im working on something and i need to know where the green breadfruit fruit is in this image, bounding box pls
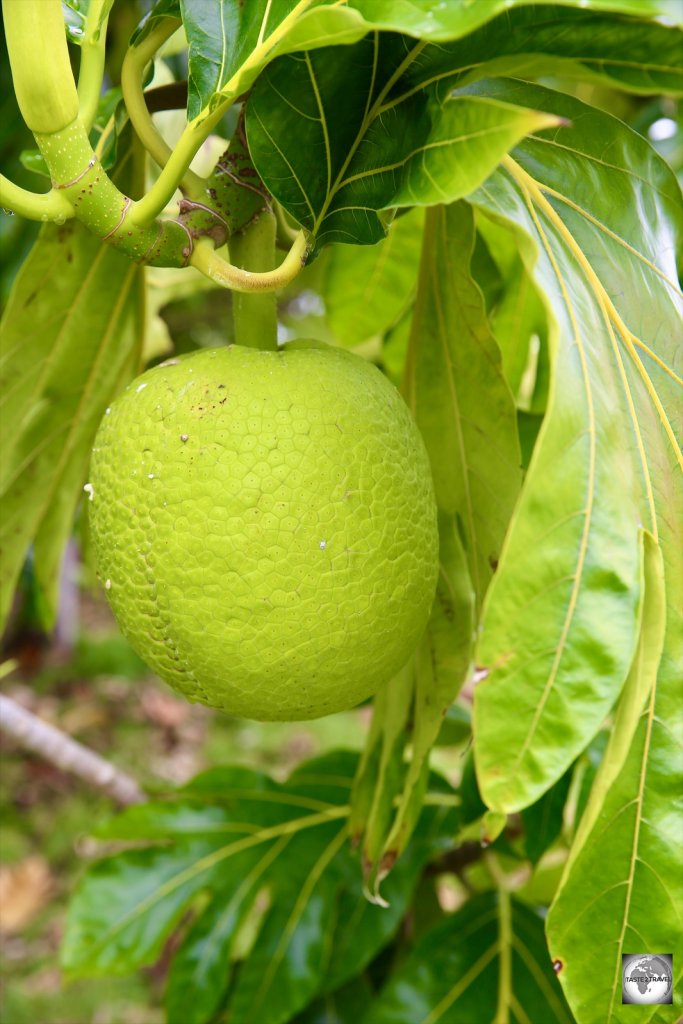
[88,343,438,720]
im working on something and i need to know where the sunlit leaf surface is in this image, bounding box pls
[0,222,143,628]
[468,81,682,1023]
[548,535,683,1024]
[471,81,681,812]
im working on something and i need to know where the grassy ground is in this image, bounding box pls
[0,589,367,1024]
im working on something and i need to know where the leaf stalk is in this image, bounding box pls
[77,0,111,130]
[0,176,73,223]
[120,15,205,202]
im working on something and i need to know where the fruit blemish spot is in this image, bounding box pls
[83,483,94,501]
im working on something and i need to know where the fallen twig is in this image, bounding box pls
[0,692,144,805]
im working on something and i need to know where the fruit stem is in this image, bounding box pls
[229,211,279,349]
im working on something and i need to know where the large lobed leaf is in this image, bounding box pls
[350,0,683,39]
[245,6,682,247]
[179,1,682,127]
[547,534,683,1023]
[467,81,682,1023]
[364,891,573,1023]
[246,35,558,252]
[179,0,370,122]
[470,80,682,805]
[63,752,458,1024]
[0,222,143,629]
[404,202,521,613]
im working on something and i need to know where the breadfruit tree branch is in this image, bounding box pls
[1,0,309,294]
[0,693,144,806]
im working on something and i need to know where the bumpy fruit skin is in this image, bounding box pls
[88,343,438,720]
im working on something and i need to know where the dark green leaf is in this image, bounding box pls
[471,81,682,815]
[247,40,557,252]
[180,0,369,122]
[435,702,471,748]
[521,769,573,865]
[63,753,456,1024]
[459,751,488,827]
[365,892,573,1024]
[130,0,181,46]
[294,976,375,1024]
[517,410,544,472]
[63,841,218,975]
[349,4,683,93]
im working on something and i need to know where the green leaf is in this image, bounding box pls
[247,41,558,252]
[521,768,573,865]
[471,80,682,813]
[179,0,370,123]
[378,515,474,872]
[478,215,550,413]
[355,665,414,892]
[349,0,683,39]
[0,222,143,630]
[294,976,375,1024]
[130,0,181,46]
[349,4,683,92]
[63,842,218,976]
[547,534,682,1024]
[323,210,424,348]
[63,753,456,1024]
[365,891,573,1024]
[403,202,521,613]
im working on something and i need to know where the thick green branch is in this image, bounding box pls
[3,0,309,291]
[36,117,191,266]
